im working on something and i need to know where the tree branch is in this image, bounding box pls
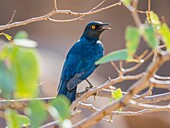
[71,73,145,110]
[79,102,169,116]
[73,52,170,128]
[0,1,121,31]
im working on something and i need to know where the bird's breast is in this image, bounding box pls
[79,41,104,60]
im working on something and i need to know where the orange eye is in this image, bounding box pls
[91,25,96,29]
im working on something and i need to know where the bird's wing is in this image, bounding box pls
[66,46,103,91]
[57,42,81,91]
[58,40,103,91]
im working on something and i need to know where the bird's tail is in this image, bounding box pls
[57,82,77,103]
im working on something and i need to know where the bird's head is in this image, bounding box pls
[81,21,111,40]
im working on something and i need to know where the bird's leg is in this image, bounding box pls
[86,79,93,88]
[85,79,97,100]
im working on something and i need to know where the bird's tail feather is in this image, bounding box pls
[57,82,77,103]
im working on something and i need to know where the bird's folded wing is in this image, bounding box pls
[66,59,97,91]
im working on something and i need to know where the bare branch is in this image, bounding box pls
[0,97,55,110]
[150,78,170,90]
[136,85,153,99]
[154,74,170,80]
[123,50,154,73]
[129,100,170,111]
[73,52,170,128]
[148,0,151,13]
[137,92,170,103]
[0,89,169,111]
[78,88,170,104]
[0,1,121,31]
[71,73,145,110]
[131,0,142,26]
[40,120,59,128]
[110,61,120,74]
[53,0,57,10]
[7,10,16,24]
[80,102,169,116]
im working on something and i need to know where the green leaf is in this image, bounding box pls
[14,31,28,39]
[5,110,20,128]
[13,38,37,48]
[95,49,128,65]
[0,32,12,41]
[112,88,123,100]
[159,23,170,50]
[0,60,14,98]
[143,25,159,49]
[0,44,15,59]
[5,110,30,128]
[122,0,132,6]
[16,115,31,127]
[125,26,140,58]
[147,11,161,26]
[0,41,40,98]
[50,95,70,121]
[26,101,47,128]
[11,46,40,98]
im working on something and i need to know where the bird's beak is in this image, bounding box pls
[100,23,111,30]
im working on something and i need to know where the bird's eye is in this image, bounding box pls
[91,25,96,29]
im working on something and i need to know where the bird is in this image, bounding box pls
[57,21,111,103]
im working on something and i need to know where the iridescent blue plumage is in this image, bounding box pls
[57,21,110,103]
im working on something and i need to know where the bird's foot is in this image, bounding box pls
[86,79,94,88]
[85,86,91,91]
[92,92,97,100]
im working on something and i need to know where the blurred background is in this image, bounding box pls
[0,0,170,127]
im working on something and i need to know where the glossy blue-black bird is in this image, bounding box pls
[57,21,111,103]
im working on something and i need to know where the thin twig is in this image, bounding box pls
[40,120,59,128]
[48,0,106,23]
[110,62,120,74]
[0,1,121,31]
[129,100,170,111]
[53,0,57,10]
[148,0,151,13]
[71,73,144,110]
[154,74,170,80]
[150,78,170,90]
[80,102,169,116]
[77,88,170,104]
[123,50,154,73]
[137,10,147,14]
[0,91,169,111]
[73,52,170,128]
[7,10,16,24]
[131,0,142,26]
[136,85,154,99]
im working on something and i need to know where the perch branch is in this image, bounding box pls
[79,102,169,116]
[73,52,170,128]
[71,73,145,110]
[154,74,170,80]
[0,90,169,110]
[129,100,170,111]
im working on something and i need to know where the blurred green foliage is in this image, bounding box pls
[95,49,128,64]
[97,11,170,64]
[125,26,140,59]
[26,100,47,128]
[0,31,71,128]
[0,34,39,98]
[5,109,31,128]
[0,4,169,127]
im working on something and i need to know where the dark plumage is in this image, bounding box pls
[57,21,111,103]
